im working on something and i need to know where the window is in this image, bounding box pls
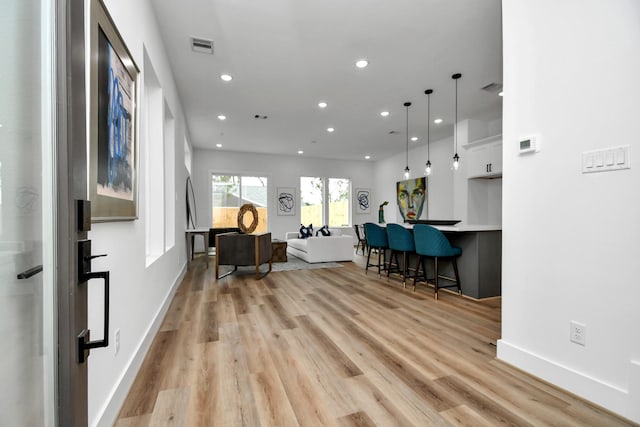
[300,177,323,226]
[300,176,350,227]
[211,175,268,232]
[328,178,350,227]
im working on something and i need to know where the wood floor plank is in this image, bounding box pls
[338,411,377,427]
[439,404,496,427]
[341,374,419,427]
[184,341,219,427]
[294,314,363,377]
[216,322,260,426]
[118,330,177,417]
[116,256,635,426]
[113,414,151,427]
[148,387,190,426]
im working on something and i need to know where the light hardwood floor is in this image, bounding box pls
[115,255,634,426]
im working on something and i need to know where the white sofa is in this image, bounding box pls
[285,230,354,263]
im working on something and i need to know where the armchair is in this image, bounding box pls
[215,232,273,280]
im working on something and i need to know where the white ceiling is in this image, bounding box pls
[150,0,503,161]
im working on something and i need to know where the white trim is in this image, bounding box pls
[93,263,187,427]
[497,339,637,422]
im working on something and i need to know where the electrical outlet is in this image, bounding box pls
[115,329,121,354]
[570,321,586,346]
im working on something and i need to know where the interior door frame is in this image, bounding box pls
[55,0,89,424]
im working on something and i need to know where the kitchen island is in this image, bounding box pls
[397,223,502,299]
[433,225,501,299]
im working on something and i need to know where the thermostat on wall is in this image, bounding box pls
[519,136,539,154]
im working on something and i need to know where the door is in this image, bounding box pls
[0,0,58,424]
[0,0,89,425]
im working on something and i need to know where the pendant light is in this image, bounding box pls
[403,101,411,179]
[452,73,461,170]
[424,89,433,176]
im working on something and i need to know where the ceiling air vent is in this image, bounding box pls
[481,82,503,93]
[190,37,214,54]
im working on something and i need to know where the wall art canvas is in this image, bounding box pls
[277,187,296,216]
[355,188,371,214]
[89,0,139,221]
[396,177,426,222]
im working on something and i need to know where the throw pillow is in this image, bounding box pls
[299,223,313,238]
[316,225,331,236]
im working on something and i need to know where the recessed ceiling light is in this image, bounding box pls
[327,127,335,133]
[318,102,327,108]
[411,137,418,141]
[498,91,504,97]
[380,111,389,117]
[434,118,443,124]
[365,155,371,160]
[220,74,233,82]
[216,143,222,148]
[298,150,304,154]
[217,115,226,120]
[355,59,369,68]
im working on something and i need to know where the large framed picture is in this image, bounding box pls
[396,177,426,222]
[276,187,296,216]
[89,0,140,221]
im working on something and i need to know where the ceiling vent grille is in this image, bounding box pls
[481,82,503,93]
[190,37,214,54]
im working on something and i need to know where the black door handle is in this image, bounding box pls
[77,270,109,363]
[17,265,43,279]
[76,239,110,363]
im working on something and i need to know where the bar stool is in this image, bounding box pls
[363,222,388,275]
[386,223,416,288]
[354,224,368,255]
[412,224,462,299]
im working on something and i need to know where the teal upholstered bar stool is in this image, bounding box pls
[412,224,462,299]
[386,223,416,288]
[363,222,388,275]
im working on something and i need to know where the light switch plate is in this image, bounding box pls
[582,145,630,174]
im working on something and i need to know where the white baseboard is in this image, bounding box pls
[94,262,187,427]
[497,339,638,423]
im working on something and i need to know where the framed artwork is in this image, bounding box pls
[396,177,427,222]
[355,188,371,214]
[89,0,140,221]
[276,187,296,216]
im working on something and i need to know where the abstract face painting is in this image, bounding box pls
[396,177,426,222]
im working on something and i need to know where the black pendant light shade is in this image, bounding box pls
[424,89,433,176]
[452,73,461,170]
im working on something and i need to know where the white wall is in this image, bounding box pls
[86,0,190,425]
[499,0,640,422]
[191,150,377,242]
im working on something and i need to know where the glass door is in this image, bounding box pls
[0,0,57,424]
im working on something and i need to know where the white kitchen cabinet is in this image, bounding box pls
[464,135,502,178]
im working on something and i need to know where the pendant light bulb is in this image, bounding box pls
[404,166,410,179]
[453,153,460,170]
[425,160,432,176]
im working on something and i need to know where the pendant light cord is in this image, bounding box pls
[403,101,411,176]
[454,77,458,154]
[427,92,431,160]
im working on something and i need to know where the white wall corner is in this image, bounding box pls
[93,263,187,427]
[628,360,640,423]
[497,339,629,418]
